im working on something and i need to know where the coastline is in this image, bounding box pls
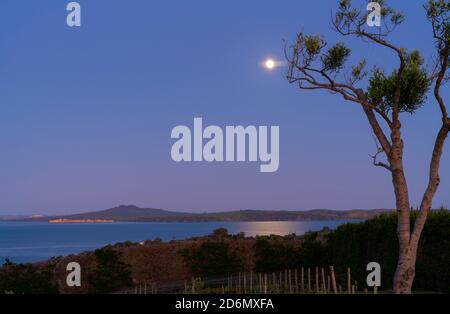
[49,219,115,224]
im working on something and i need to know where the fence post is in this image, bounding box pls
[327,275,331,293]
[272,273,276,293]
[301,267,305,292]
[307,267,311,293]
[264,274,268,294]
[238,272,241,293]
[347,267,351,294]
[321,268,326,294]
[289,269,292,293]
[330,266,337,294]
[259,273,262,293]
[315,267,319,293]
[284,269,288,291]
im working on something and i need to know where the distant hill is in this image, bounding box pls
[19,205,393,222]
[61,205,183,221]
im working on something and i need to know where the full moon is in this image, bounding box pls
[265,59,275,69]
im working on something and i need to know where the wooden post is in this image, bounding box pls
[327,275,331,293]
[321,268,326,293]
[264,274,268,294]
[301,267,305,292]
[339,285,342,294]
[374,286,378,294]
[279,271,283,291]
[307,268,311,293]
[295,269,298,293]
[315,267,319,293]
[279,273,282,293]
[330,266,337,294]
[284,269,288,290]
[238,272,241,293]
[347,267,351,294]
[354,280,358,294]
[289,269,292,293]
[259,273,262,293]
[272,273,276,293]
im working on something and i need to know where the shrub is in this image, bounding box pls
[328,210,450,292]
[0,262,58,294]
[181,241,242,277]
[88,248,132,293]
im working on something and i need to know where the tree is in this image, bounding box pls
[181,241,242,277]
[0,263,58,294]
[285,0,449,293]
[89,248,132,293]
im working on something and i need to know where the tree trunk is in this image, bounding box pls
[391,122,449,293]
[411,123,449,244]
[389,125,415,294]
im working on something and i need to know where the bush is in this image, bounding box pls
[181,241,242,277]
[88,248,132,293]
[328,210,450,292]
[0,262,58,294]
[296,232,330,267]
[254,238,300,272]
[253,210,449,292]
[328,213,398,291]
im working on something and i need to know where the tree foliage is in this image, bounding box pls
[254,210,450,292]
[0,262,58,294]
[367,51,431,114]
[321,43,351,73]
[181,241,242,277]
[329,210,450,292]
[88,247,133,293]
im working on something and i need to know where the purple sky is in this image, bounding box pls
[0,0,448,215]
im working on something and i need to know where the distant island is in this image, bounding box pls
[49,219,114,224]
[8,205,393,223]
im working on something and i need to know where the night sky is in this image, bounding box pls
[0,0,448,215]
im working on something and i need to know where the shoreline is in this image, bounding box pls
[49,219,115,224]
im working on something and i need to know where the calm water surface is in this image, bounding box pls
[0,220,358,263]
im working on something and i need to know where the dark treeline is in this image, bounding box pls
[1,210,449,293]
[0,248,133,294]
[182,210,450,293]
